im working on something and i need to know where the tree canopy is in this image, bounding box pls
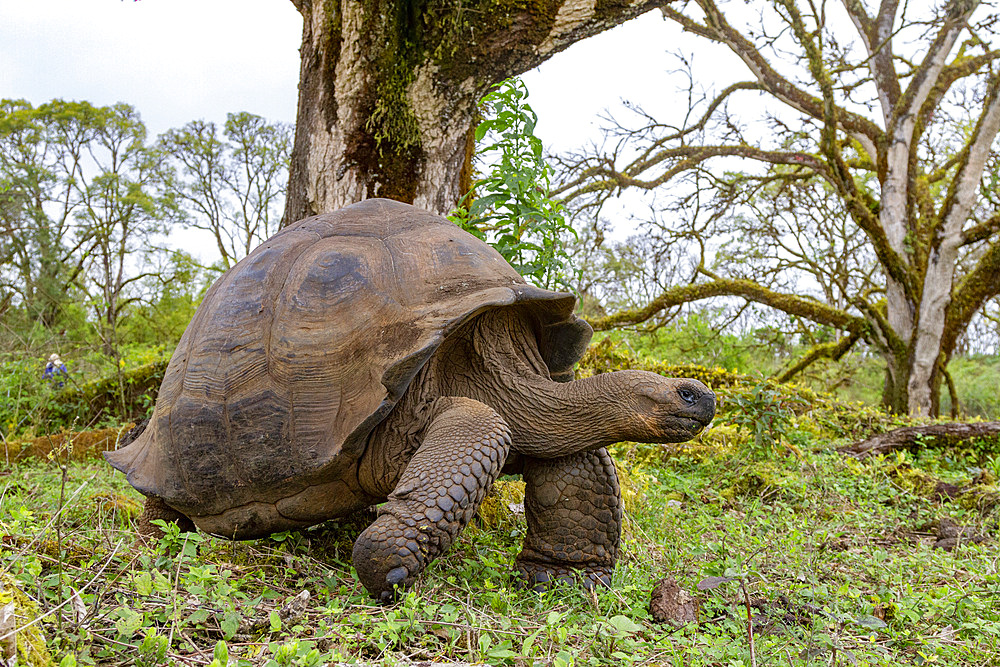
[558,0,1000,416]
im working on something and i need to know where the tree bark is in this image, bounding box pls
[283,0,669,223]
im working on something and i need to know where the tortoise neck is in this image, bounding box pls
[501,371,632,457]
[444,307,633,456]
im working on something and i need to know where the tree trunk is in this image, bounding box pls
[880,351,909,416]
[283,1,475,220]
[283,0,668,224]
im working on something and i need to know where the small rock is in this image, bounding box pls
[1,601,15,664]
[649,576,699,625]
[933,518,987,550]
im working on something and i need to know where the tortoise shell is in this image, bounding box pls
[106,199,591,529]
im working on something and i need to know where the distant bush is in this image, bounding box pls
[941,355,1000,419]
[0,347,169,440]
[41,357,169,432]
[0,354,56,440]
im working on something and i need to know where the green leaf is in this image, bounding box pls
[554,649,575,667]
[114,608,144,637]
[152,570,172,594]
[608,614,644,634]
[474,120,493,142]
[188,608,210,624]
[520,628,542,656]
[133,571,153,596]
[221,610,241,639]
[213,640,229,664]
[269,609,282,632]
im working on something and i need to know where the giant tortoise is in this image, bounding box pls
[106,199,715,600]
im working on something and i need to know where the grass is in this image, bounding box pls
[2,410,999,667]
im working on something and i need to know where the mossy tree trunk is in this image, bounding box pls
[282,0,668,222]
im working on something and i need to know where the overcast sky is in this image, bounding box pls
[0,1,747,257]
[1,0,302,133]
[0,2,740,145]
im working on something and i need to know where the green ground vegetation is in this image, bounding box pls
[2,342,998,666]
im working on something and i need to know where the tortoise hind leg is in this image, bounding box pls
[516,448,622,590]
[352,397,511,601]
[136,496,196,538]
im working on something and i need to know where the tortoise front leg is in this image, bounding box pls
[516,448,622,590]
[353,397,511,601]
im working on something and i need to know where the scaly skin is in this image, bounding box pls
[516,448,622,590]
[136,496,196,538]
[352,397,511,601]
[353,310,713,599]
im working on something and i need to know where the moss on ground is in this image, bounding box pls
[0,574,54,667]
[4,425,134,463]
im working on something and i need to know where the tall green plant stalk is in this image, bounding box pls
[451,79,576,290]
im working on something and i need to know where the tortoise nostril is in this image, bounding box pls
[678,387,697,405]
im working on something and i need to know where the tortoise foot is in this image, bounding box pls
[516,450,621,593]
[516,560,612,592]
[352,513,426,602]
[353,398,511,601]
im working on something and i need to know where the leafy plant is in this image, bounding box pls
[136,630,168,666]
[450,78,576,290]
[0,354,57,439]
[728,381,803,458]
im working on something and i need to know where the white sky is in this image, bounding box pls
[0,0,302,136]
[0,1,746,260]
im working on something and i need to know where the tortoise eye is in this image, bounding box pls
[678,388,697,405]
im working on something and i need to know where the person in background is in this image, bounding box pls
[44,353,68,388]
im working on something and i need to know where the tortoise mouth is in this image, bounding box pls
[681,415,710,433]
[656,415,712,443]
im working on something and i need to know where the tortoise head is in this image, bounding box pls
[613,371,716,444]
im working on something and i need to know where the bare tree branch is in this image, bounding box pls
[776,330,862,383]
[664,0,883,146]
[556,144,833,202]
[586,277,870,333]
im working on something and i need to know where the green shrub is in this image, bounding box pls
[0,348,169,439]
[42,357,168,431]
[940,355,1000,419]
[450,78,575,290]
